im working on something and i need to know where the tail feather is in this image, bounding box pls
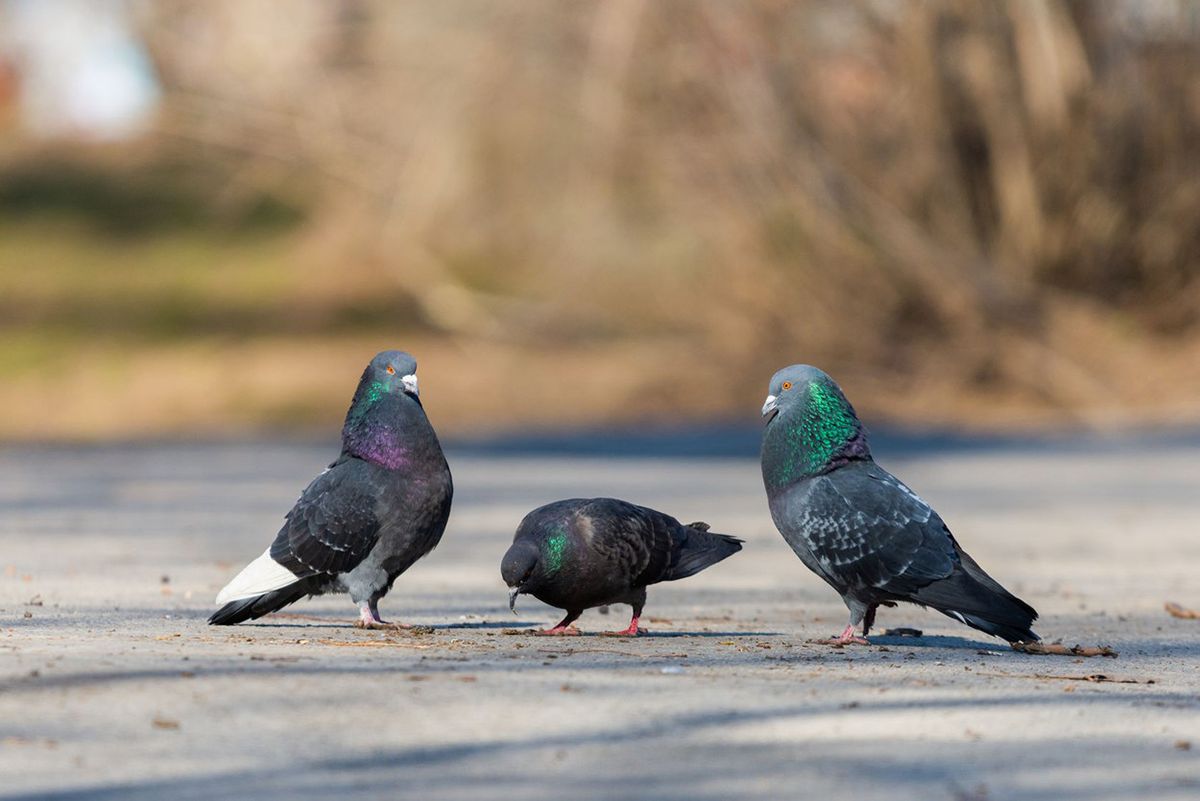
[215,548,303,606]
[911,564,1039,643]
[665,526,744,581]
[208,582,313,626]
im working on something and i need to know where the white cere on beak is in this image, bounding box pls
[401,374,419,396]
[761,394,778,417]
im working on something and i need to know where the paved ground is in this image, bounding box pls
[2,436,1199,800]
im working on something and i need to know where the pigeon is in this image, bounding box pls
[209,350,453,628]
[502,498,743,636]
[760,365,1038,645]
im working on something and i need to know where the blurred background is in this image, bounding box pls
[2,0,1200,442]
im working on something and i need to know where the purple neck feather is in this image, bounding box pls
[343,420,413,470]
[341,392,435,471]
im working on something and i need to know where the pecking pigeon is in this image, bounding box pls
[760,365,1038,645]
[209,350,453,628]
[502,498,743,636]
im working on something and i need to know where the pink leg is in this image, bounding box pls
[835,623,869,645]
[600,613,648,637]
[355,601,414,630]
[809,623,869,646]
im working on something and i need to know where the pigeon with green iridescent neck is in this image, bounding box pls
[502,498,743,636]
[760,365,1038,645]
[210,350,452,628]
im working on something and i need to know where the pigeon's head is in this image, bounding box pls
[760,364,847,423]
[362,350,420,399]
[501,539,542,613]
[760,364,870,481]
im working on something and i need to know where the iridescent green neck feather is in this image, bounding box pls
[347,380,391,423]
[541,524,570,576]
[762,381,868,489]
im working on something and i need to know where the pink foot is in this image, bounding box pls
[811,624,869,646]
[535,626,582,636]
[356,606,413,630]
[599,616,647,637]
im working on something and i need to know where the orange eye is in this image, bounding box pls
[782,381,792,390]
[386,365,396,375]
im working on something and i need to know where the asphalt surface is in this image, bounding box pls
[2,437,1199,800]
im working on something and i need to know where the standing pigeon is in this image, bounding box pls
[760,365,1038,645]
[210,350,453,628]
[502,498,743,636]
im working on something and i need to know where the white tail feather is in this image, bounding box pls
[215,548,300,605]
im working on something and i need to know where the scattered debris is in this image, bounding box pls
[22,612,31,619]
[1011,642,1118,658]
[1177,741,1192,751]
[979,671,1152,684]
[0,736,57,749]
[315,639,433,649]
[24,595,42,607]
[503,627,580,636]
[1165,603,1200,620]
[534,648,687,658]
[151,717,179,730]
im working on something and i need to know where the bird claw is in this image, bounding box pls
[356,607,415,630]
[807,635,869,646]
[598,627,648,637]
[355,619,414,630]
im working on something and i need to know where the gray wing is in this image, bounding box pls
[268,455,385,577]
[777,461,958,595]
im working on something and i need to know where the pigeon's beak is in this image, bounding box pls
[508,585,520,614]
[401,374,419,397]
[761,394,778,418]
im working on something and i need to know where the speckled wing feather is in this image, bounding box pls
[268,454,385,577]
[776,461,957,595]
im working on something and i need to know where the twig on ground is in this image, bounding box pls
[978,671,1152,684]
[1165,602,1200,620]
[1011,642,1118,658]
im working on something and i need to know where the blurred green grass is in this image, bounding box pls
[0,162,430,360]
